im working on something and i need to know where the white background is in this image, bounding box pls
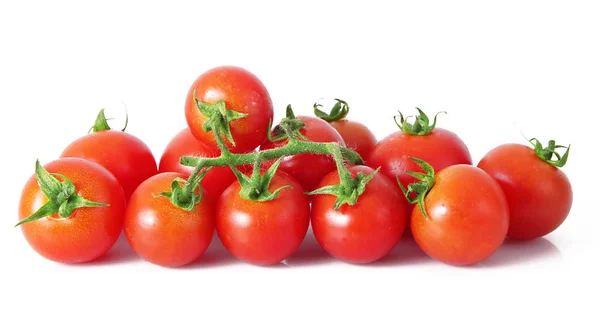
[1,0,598,320]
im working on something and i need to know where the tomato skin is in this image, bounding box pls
[311,166,408,264]
[367,128,472,189]
[477,144,573,240]
[185,66,274,153]
[158,128,236,203]
[18,158,126,264]
[411,165,509,266]
[61,130,157,201]
[216,172,310,265]
[329,119,377,160]
[124,172,215,267]
[260,116,345,192]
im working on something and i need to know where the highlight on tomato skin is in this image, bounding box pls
[18,158,126,264]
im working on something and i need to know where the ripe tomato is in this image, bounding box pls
[260,116,345,192]
[158,128,236,203]
[185,66,274,153]
[216,172,310,265]
[61,119,157,201]
[410,164,509,266]
[311,166,408,264]
[124,172,215,267]
[18,158,126,264]
[478,143,573,240]
[329,120,377,160]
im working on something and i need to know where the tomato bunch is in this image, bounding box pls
[16,65,573,267]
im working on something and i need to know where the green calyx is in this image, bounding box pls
[158,168,211,211]
[397,157,435,219]
[232,157,291,202]
[307,145,376,210]
[267,105,307,142]
[394,108,446,136]
[15,160,109,227]
[529,138,571,168]
[89,108,128,133]
[313,98,349,122]
[194,90,247,147]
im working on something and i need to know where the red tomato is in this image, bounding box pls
[158,128,236,203]
[216,172,310,265]
[478,143,573,240]
[185,66,274,153]
[411,165,509,266]
[260,116,345,192]
[124,172,215,267]
[329,120,377,160]
[61,130,157,201]
[311,166,408,264]
[18,158,126,263]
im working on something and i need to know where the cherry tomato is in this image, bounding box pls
[18,158,126,264]
[158,128,236,203]
[411,164,509,266]
[478,143,573,240]
[61,128,157,201]
[185,66,274,153]
[329,120,377,160]
[311,166,408,264]
[124,172,215,267]
[216,172,310,265]
[260,116,345,192]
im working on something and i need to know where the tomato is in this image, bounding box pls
[311,166,408,264]
[18,158,126,264]
[329,120,377,160]
[260,116,345,192]
[61,125,157,201]
[410,164,509,266]
[185,66,274,153]
[216,172,310,265]
[124,172,215,267]
[478,143,573,240]
[158,128,236,203]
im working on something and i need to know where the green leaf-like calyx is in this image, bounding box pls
[313,98,350,122]
[15,160,109,227]
[394,108,446,136]
[397,157,435,219]
[267,105,307,142]
[193,90,248,147]
[232,157,291,202]
[89,108,129,133]
[158,173,208,211]
[529,138,571,168]
[308,167,380,210]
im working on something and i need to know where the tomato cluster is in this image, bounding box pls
[17,66,573,267]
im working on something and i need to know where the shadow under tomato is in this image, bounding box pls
[478,237,561,268]
[369,233,434,267]
[87,232,141,266]
[283,230,336,267]
[182,235,238,269]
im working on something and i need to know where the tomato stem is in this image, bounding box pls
[529,138,571,168]
[394,108,446,136]
[314,99,350,122]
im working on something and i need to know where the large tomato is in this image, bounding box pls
[18,158,126,264]
[124,172,215,267]
[61,110,157,201]
[410,163,509,266]
[478,142,572,240]
[158,128,236,203]
[260,116,345,192]
[185,66,274,153]
[216,172,310,265]
[311,166,408,264]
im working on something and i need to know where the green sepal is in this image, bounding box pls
[159,175,207,211]
[268,105,308,142]
[232,157,291,202]
[394,108,446,136]
[307,167,380,210]
[193,90,247,147]
[314,98,350,122]
[397,157,435,218]
[529,138,571,168]
[15,160,109,227]
[89,108,128,133]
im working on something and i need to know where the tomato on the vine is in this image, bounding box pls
[185,66,274,153]
[61,109,157,201]
[478,140,572,240]
[124,172,215,267]
[311,165,408,264]
[18,158,126,264]
[159,128,236,203]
